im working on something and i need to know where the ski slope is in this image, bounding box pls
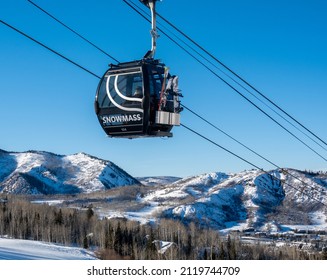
[0,237,97,260]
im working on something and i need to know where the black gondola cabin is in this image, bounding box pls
[94,59,182,138]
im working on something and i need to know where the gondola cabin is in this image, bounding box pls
[94,59,182,138]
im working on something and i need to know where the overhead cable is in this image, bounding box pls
[3,13,325,207]
[154,4,327,149]
[0,20,101,79]
[27,0,120,64]
[182,104,325,196]
[123,0,327,163]
[181,123,327,207]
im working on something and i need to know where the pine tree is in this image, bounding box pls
[218,242,225,260]
[322,247,327,260]
[145,227,157,259]
[114,222,123,256]
[86,206,94,220]
[54,209,63,225]
[203,248,208,260]
[83,235,89,249]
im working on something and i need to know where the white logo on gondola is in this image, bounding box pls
[102,114,142,125]
[106,73,143,113]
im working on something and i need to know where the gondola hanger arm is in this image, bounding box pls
[139,0,161,59]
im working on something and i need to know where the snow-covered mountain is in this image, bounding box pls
[130,169,327,232]
[0,149,140,194]
[1,148,327,232]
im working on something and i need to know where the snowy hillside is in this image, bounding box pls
[0,149,140,194]
[170,169,327,231]
[137,176,182,186]
[100,169,327,232]
[1,148,326,233]
[0,237,97,260]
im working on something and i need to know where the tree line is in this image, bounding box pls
[0,195,324,260]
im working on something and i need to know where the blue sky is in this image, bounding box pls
[1,0,327,177]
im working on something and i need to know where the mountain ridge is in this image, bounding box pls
[0,149,140,194]
[138,169,327,231]
[1,148,327,232]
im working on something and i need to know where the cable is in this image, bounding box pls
[2,16,325,208]
[0,20,101,79]
[27,0,120,64]
[182,104,326,197]
[128,0,327,154]
[181,123,263,171]
[1,11,240,211]
[4,9,324,182]
[125,1,327,199]
[122,0,208,66]
[182,104,278,168]
[124,0,327,163]
[181,123,327,207]
[155,7,327,149]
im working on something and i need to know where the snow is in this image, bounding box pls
[0,237,98,260]
[32,199,66,206]
[2,148,327,234]
[98,202,162,225]
[153,240,175,254]
[129,169,327,232]
[137,176,181,186]
[309,211,327,225]
[0,150,139,194]
[172,205,196,217]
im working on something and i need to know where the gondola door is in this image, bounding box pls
[95,66,147,138]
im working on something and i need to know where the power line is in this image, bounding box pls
[0,20,101,79]
[27,0,120,64]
